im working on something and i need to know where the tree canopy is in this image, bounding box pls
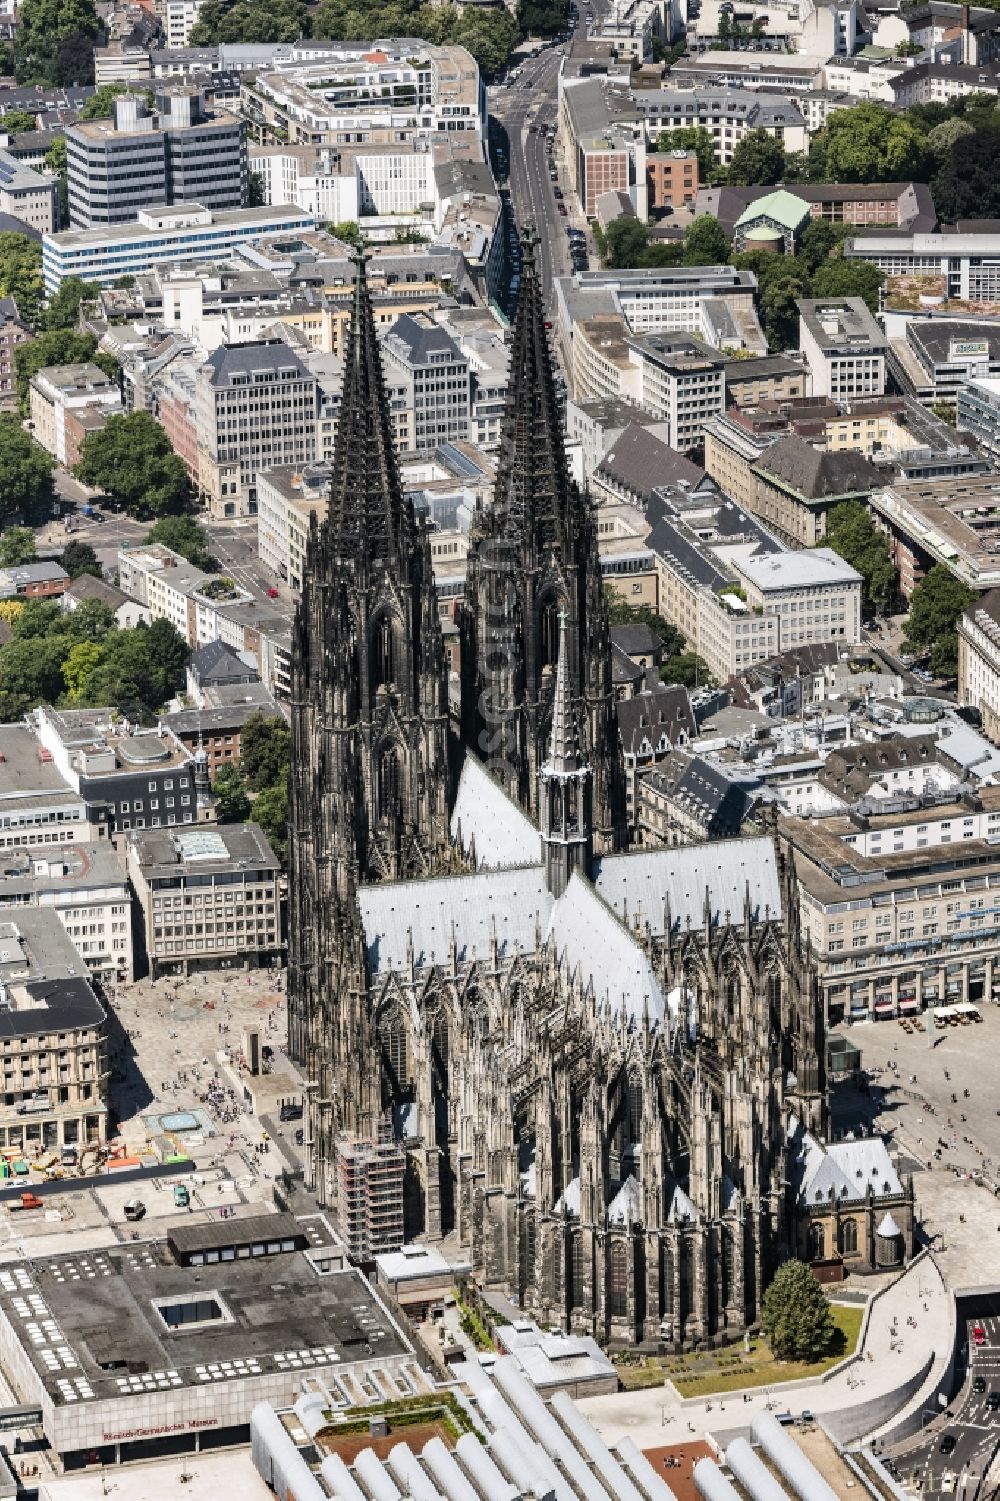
[0,599,189,720]
[145,515,215,568]
[821,501,897,615]
[15,329,118,412]
[761,1260,836,1362]
[190,0,308,44]
[904,564,977,678]
[814,102,930,183]
[15,0,99,84]
[41,275,100,331]
[727,127,786,186]
[79,85,153,120]
[0,417,54,527]
[0,525,37,566]
[0,110,38,134]
[213,763,252,822]
[240,713,291,793]
[0,233,43,326]
[60,540,101,580]
[75,411,189,518]
[605,589,687,656]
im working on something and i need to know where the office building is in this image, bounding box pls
[625,332,725,451]
[194,340,319,518]
[846,227,1000,303]
[894,320,1000,407]
[0,839,132,984]
[959,588,1000,743]
[646,148,698,212]
[782,768,1000,1023]
[33,705,207,837]
[0,724,104,850]
[0,909,109,1157]
[66,86,245,229]
[380,314,472,455]
[632,87,809,164]
[957,372,1000,463]
[242,43,485,149]
[798,297,888,400]
[870,471,1000,596]
[42,203,315,294]
[127,823,281,978]
[0,296,29,409]
[0,150,57,234]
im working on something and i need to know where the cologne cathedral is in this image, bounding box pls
[287,233,826,1348]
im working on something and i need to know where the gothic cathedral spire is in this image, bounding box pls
[540,611,592,898]
[462,226,626,853]
[287,245,454,1072]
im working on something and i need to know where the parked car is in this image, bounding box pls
[280,1101,303,1122]
[988,1391,1000,1410]
[974,1375,987,1393]
[939,1434,957,1455]
[974,1324,987,1347]
[124,1199,146,1221]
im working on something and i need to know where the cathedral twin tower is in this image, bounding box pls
[288,233,823,1348]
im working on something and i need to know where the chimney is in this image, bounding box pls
[961,3,972,64]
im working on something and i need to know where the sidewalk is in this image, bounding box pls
[577,1255,952,1451]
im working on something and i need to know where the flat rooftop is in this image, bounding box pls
[0,1236,408,1408]
[0,724,78,801]
[128,823,280,879]
[870,471,1000,590]
[0,842,126,896]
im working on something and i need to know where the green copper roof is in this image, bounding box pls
[734,189,811,234]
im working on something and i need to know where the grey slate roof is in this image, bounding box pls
[649,753,763,837]
[385,313,464,367]
[189,639,259,686]
[753,435,881,501]
[204,339,311,386]
[597,423,706,500]
[610,623,663,659]
[617,685,696,756]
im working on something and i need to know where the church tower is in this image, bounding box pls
[540,611,591,898]
[287,246,453,1064]
[461,228,626,852]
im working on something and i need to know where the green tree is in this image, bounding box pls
[15,0,99,84]
[0,110,38,134]
[517,0,568,35]
[0,233,43,325]
[926,115,976,157]
[656,126,717,179]
[190,0,308,43]
[0,416,54,526]
[213,762,251,822]
[0,524,37,565]
[761,1261,836,1362]
[660,652,714,689]
[604,588,687,654]
[253,771,289,861]
[726,127,785,186]
[62,639,102,700]
[44,136,68,228]
[0,636,67,718]
[810,258,885,316]
[821,500,896,614]
[240,712,291,792]
[453,9,519,79]
[734,251,812,351]
[904,563,977,678]
[818,102,930,183]
[79,85,153,120]
[59,540,101,580]
[596,217,650,268]
[247,169,266,208]
[681,214,730,266]
[331,220,362,248]
[15,328,104,412]
[41,274,100,330]
[797,218,849,274]
[75,411,189,518]
[145,515,214,568]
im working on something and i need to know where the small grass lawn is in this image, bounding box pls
[616,1303,863,1396]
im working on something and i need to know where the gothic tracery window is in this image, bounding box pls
[372,612,395,693]
[377,1006,410,1099]
[539,596,560,672]
[608,1241,628,1319]
[839,1218,858,1256]
[377,744,400,821]
[808,1222,825,1260]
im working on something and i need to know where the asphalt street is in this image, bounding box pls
[489,0,610,313]
[888,1304,1000,1500]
